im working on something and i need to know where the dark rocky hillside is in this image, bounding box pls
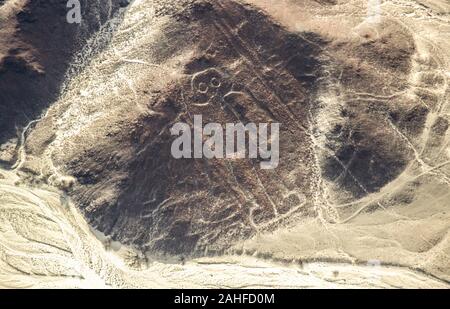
[0,0,128,162]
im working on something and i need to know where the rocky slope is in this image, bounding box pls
[0,0,129,163]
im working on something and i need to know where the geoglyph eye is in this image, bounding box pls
[198,82,208,93]
[191,68,223,95]
[210,77,221,88]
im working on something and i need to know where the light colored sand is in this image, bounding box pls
[0,168,447,288]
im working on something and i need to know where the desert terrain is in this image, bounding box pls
[0,0,449,288]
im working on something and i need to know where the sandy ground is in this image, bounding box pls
[0,168,448,288]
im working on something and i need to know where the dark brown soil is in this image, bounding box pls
[68,0,326,255]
